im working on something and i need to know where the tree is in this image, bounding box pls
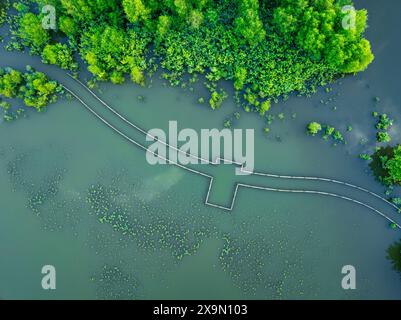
[130,66,145,86]
[110,72,125,85]
[273,0,374,73]
[18,13,50,51]
[123,0,151,23]
[384,146,401,185]
[8,0,375,117]
[172,0,190,18]
[22,70,59,110]
[235,0,266,46]
[59,16,78,36]
[377,132,391,143]
[156,15,171,40]
[0,67,60,111]
[307,122,322,135]
[80,25,148,84]
[42,43,75,70]
[60,0,118,22]
[387,240,401,278]
[234,67,247,91]
[259,100,271,116]
[0,0,7,26]
[0,68,23,98]
[209,89,228,110]
[188,10,204,29]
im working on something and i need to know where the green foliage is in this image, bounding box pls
[223,119,232,128]
[309,123,345,143]
[359,153,372,161]
[273,0,374,73]
[42,43,76,70]
[18,13,50,52]
[0,68,23,98]
[234,67,247,91]
[209,89,228,110]
[383,146,401,185]
[0,1,6,26]
[259,100,271,116]
[123,0,151,24]
[333,130,344,142]
[235,0,266,46]
[59,15,78,36]
[307,122,322,136]
[392,198,401,207]
[371,146,401,187]
[80,25,149,84]
[0,100,11,110]
[0,67,61,111]
[376,114,393,131]
[59,0,119,22]
[325,125,335,137]
[377,131,391,143]
[387,240,401,277]
[8,0,374,113]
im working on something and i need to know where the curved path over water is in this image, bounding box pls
[0,48,400,229]
[64,76,401,229]
[68,74,400,212]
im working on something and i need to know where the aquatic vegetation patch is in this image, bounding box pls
[219,229,307,298]
[307,122,346,144]
[86,169,216,261]
[5,146,82,231]
[219,234,268,295]
[373,113,394,144]
[91,265,141,300]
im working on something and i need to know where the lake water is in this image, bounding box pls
[0,0,400,299]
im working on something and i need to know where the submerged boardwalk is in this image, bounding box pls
[63,74,401,230]
[0,48,399,229]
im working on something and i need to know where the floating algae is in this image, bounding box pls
[5,145,83,231]
[218,217,312,299]
[86,168,216,261]
[91,265,142,300]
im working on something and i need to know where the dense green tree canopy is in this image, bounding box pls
[18,12,50,51]
[387,240,401,278]
[235,0,266,46]
[80,25,149,85]
[384,146,401,186]
[371,146,401,187]
[273,0,374,73]
[0,67,61,111]
[8,0,374,112]
[42,43,76,70]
